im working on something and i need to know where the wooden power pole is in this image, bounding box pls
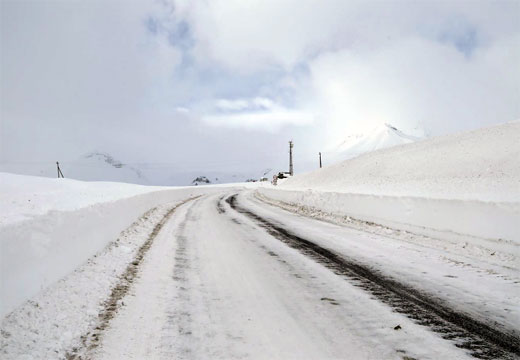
[319,152,322,168]
[56,161,64,178]
[289,141,294,176]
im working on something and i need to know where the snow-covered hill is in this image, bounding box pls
[66,152,149,185]
[336,123,422,158]
[283,120,520,202]
[259,120,520,244]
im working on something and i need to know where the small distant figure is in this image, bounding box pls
[272,175,278,186]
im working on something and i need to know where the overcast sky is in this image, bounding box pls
[1,0,519,178]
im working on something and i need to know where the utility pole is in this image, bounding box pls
[319,152,322,168]
[289,140,294,176]
[56,161,64,178]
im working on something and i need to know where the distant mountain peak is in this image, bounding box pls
[80,151,147,181]
[337,123,423,158]
[84,152,124,169]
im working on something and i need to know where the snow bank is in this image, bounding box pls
[1,203,178,359]
[0,172,169,225]
[0,173,221,317]
[257,188,519,242]
[283,121,520,202]
[260,121,520,242]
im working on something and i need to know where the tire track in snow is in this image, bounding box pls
[166,201,197,357]
[66,196,200,359]
[226,194,520,360]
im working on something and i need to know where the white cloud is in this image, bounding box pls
[2,0,519,176]
[252,97,275,110]
[1,0,183,161]
[176,0,519,72]
[175,107,190,113]
[215,99,250,111]
[203,110,314,132]
[308,34,520,141]
[207,97,312,131]
[215,97,276,112]
[169,0,519,144]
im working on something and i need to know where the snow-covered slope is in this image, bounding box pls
[0,172,217,317]
[336,123,421,158]
[0,172,165,226]
[67,152,149,184]
[0,172,265,318]
[283,120,520,202]
[258,121,520,242]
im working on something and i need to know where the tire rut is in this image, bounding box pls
[66,196,200,359]
[226,194,520,360]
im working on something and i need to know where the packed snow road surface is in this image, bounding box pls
[87,191,518,360]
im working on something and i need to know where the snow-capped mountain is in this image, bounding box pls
[336,123,422,159]
[64,152,149,185]
[0,151,274,186]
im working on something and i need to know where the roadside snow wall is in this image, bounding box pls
[0,188,217,318]
[257,188,520,243]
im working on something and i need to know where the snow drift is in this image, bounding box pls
[0,174,222,317]
[259,121,520,242]
[284,121,520,202]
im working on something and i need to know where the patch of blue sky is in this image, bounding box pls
[197,67,287,99]
[167,20,194,51]
[418,17,480,57]
[144,13,194,50]
[439,24,478,56]
[145,16,159,35]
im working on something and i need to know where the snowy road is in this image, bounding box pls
[89,191,519,360]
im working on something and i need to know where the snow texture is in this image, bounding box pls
[336,123,421,158]
[1,121,518,359]
[90,193,474,359]
[284,120,520,202]
[1,202,179,359]
[0,172,168,226]
[0,173,229,317]
[261,121,520,242]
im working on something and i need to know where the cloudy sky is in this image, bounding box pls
[1,0,519,182]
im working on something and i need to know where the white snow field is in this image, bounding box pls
[0,172,168,226]
[335,123,422,159]
[0,173,224,318]
[1,122,519,359]
[261,120,520,242]
[283,121,520,202]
